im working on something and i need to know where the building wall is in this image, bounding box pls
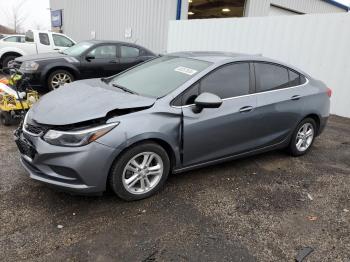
[168,13,350,118]
[245,0,346,16]
[50,0,188,53]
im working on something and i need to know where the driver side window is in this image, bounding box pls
[173,62,251,106]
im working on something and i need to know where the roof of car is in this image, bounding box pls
[86,39,144,46]
[167,51,311,77]
[168,51,267,62]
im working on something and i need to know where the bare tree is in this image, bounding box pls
[1,0,28,33]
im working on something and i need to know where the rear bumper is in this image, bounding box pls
[317,116,328,136]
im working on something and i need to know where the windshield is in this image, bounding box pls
[63,41,94,56]
[110,56,211,98]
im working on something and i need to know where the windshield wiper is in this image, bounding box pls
[112,83,138,95]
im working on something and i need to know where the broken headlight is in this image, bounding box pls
[43,122,119,147]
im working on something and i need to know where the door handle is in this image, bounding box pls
[239,106,254,113]
[291,95,301,101]
[109,60,117,64]
[53,48,60,51]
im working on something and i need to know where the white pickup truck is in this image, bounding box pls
[0,30,76,68]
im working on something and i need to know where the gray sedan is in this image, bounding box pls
[15,52,331,200]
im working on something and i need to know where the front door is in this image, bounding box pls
[80,44,121,78]
[181,62,258,167]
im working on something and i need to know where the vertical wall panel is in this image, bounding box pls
[168,13,350,117]
[50,0,180,53]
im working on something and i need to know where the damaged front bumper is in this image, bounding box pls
[14,127,121,194]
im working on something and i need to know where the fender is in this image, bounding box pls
[0,47,26,60]
[117,132,182,169]
[40,62,81,84]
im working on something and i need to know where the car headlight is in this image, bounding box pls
[43,122,119,147]
[20,61,39,72]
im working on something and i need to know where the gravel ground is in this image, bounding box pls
[0,115,349,261]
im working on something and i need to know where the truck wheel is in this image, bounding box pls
[0,111,12,126]
[2,55,18,68]
[47,70,74,90]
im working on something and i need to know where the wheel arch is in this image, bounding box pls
[304,113,321,135]
[106,137,179,191]
[43,65,80,86]
[0,51,22,63]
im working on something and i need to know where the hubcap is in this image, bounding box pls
[122,152,163,195]
[51,73,72,89]
[296,123,314,152]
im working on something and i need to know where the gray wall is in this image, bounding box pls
[50,0,188,54]
[245,0,346,16]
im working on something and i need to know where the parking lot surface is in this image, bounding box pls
[0,115,349,261]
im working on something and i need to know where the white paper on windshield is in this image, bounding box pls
[174,66,197,76]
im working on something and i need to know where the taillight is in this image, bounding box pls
[327,88,332,97]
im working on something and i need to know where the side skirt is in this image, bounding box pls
[173,137,290,174]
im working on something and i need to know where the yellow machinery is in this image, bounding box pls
[0,72,39,125]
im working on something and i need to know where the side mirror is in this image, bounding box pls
[193,92,222,112]
[85,55,95,61]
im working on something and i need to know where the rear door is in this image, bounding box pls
[118,45,145,71]
[79,44,120,78]
[253,62,306,148]
[180,62,259,167]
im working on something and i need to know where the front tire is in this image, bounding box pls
[109,142,170,201]
[47,69,74,90]
[2,55,18,68]
[289,118,317,156]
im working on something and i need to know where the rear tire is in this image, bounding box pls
[0,111,12,126]
[109,142,170,201]
[47,69,74,91]
[2,55,18,68]
[288,118,317,156]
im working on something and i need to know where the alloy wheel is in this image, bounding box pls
[122,152,164,195]
[51,73,72,89]
[296,123,314,152]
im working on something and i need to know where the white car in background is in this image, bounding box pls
[0,35,26,43]
[0,30,76,68]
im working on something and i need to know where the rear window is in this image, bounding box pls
[255,63,290,92]
[39,33,50,45]
[25,31,34,42]
[120,46,140,58]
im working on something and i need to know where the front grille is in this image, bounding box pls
[24,123,45,135]
[15,138,36,159]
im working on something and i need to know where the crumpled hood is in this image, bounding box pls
[30,78,156,125]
